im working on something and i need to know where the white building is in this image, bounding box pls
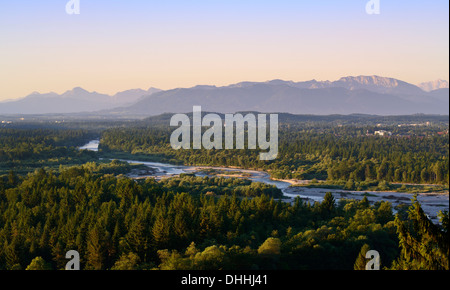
[374,130,392,136]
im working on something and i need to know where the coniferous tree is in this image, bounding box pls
[320,192,336,220]
[391,196,449,270]
[86,225,107,270]
[354,244,371,270]
[26,257,53,270]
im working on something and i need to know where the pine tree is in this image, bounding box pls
[111,252,141,270]
[152,214,171,249]
[86,225,107,270]
[354,244,371,270]
[391,196,449,270]
[124,218,148,260]
[26,256,53,270]
[320,192,336,219]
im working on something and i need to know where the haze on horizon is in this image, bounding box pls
[0,0,448,101]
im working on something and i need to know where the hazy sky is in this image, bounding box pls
[0,0,448,100]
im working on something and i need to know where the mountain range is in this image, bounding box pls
[0,76,448,116]
[0,87,161,115]
[418,80,449,92]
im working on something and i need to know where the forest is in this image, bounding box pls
[100,123,449,186]
[0,128,98,175]
[0,163,448,270]
[0,115,448,270]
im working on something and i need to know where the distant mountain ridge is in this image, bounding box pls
[0,76,448,115]
[239,76,426,96]
[0,87,161,114]
[108,76,449,116]
[418,80,449,92]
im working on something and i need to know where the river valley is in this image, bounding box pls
[80,140,449,223]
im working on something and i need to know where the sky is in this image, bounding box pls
[0,0,448,101]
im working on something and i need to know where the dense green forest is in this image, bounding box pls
[0,163,448,270]
[3,115,448,187]
[0,128,98,175]
[100,124,449,186]
[0,115,448,270]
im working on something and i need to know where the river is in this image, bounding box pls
[80,140,449,223]
[78,139,100,151]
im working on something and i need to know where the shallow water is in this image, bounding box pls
[125,159,449,221]
[79,140,449,222]
[78,140,100,151]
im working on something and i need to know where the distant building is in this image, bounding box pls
[374,130,392,136]
[398,122,432,127]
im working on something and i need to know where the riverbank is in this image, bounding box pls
[99,148,449,193]
[282,185,449,223]
[279,178,449,195]
[271,178,310,186]
[118,158,449,223]
[79,140,449,223]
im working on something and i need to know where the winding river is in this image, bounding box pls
[80,140,449,223]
